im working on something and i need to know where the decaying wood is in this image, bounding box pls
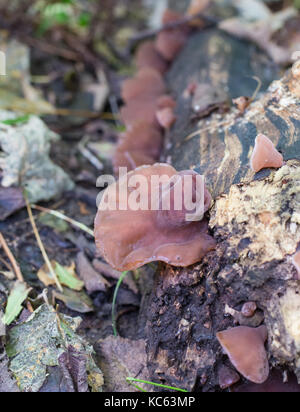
[143,28,300,391]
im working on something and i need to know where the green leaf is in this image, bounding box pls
[55,262,84,291]
[6,304,103,392]
[78,12,91,27]
[294,0,300,9]
[1,115,30,126]
[54,288,94,313]
[38,212,69,232]
[2,282,31,325]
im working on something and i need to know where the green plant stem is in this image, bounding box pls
[126,377,188,393]
[112,271,128,337]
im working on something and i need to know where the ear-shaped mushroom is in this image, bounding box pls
[121,95,176,130]
[250,134,284,173]
[156,95,177,129]
[155,10,189,62]
[217,326,269,384]
[121,68,166,103]
[95,164,216,271]
[113,122,163,174]
[135,41,168,74]
[292,251,300,279]
[120,97,160,128]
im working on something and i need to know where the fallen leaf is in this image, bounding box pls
[2,281,31,326]
[38,261,84,291]
[77,252,110,294]
[0,356,20,392]
[187,0,212,27]
[219,7,298,65]
[6,304,103,392]
[0,111,74,203]
[0,187,25,221]
[55,262,84,291]
[58,346,89,393]
[97,336,151,392]
[53,287,94,313]
[93,259,139,295]
[232,0,271,21]
[38,213,69,232]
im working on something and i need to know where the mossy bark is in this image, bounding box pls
[144,28,300,391]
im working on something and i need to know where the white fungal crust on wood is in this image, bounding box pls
[266,286,300,379]
[210,161,300,267]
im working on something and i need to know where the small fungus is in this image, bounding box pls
[120,97,161,128]
[155,10,189,62]
[241,302,257,318]
[156,107,177,129]
[135,41,168,74]
[217,325,269,384]
[155,95,177,129]
[250,134,284,173]
[113,122,163,174]
[121,68,166,103]
[95,164,216,271]
[218,365,240,390]
[292,251,300,279]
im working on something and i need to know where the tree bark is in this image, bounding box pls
[144,28,300,391]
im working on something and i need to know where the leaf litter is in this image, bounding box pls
[6,304,103,392]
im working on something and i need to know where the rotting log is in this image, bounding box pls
[144,28,300,391]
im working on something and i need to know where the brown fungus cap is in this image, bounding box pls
[155,10,189,62]
[121,68,166,103]
[120,97,161,128]
[135,41,168,74]
[217,326,269,384]
[113,122,163,174]
[120,95,175,130]
[155,29,188,62]
[250,134,284,173]
[95,164,216,271]
[156,107,177,129]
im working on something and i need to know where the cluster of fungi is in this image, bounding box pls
[94,3,300,391]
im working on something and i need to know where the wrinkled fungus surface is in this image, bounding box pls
[95,164,216,271]
[217,326,269,384]
[250,134,284,173]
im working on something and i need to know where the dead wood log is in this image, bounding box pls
[144,28,300,391]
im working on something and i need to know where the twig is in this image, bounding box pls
[127,12,219,50]
[0,232,24,283]
[78,136,104,171]
[31,205,94,237]
[25,195,63,292]
[0,256,13,273]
